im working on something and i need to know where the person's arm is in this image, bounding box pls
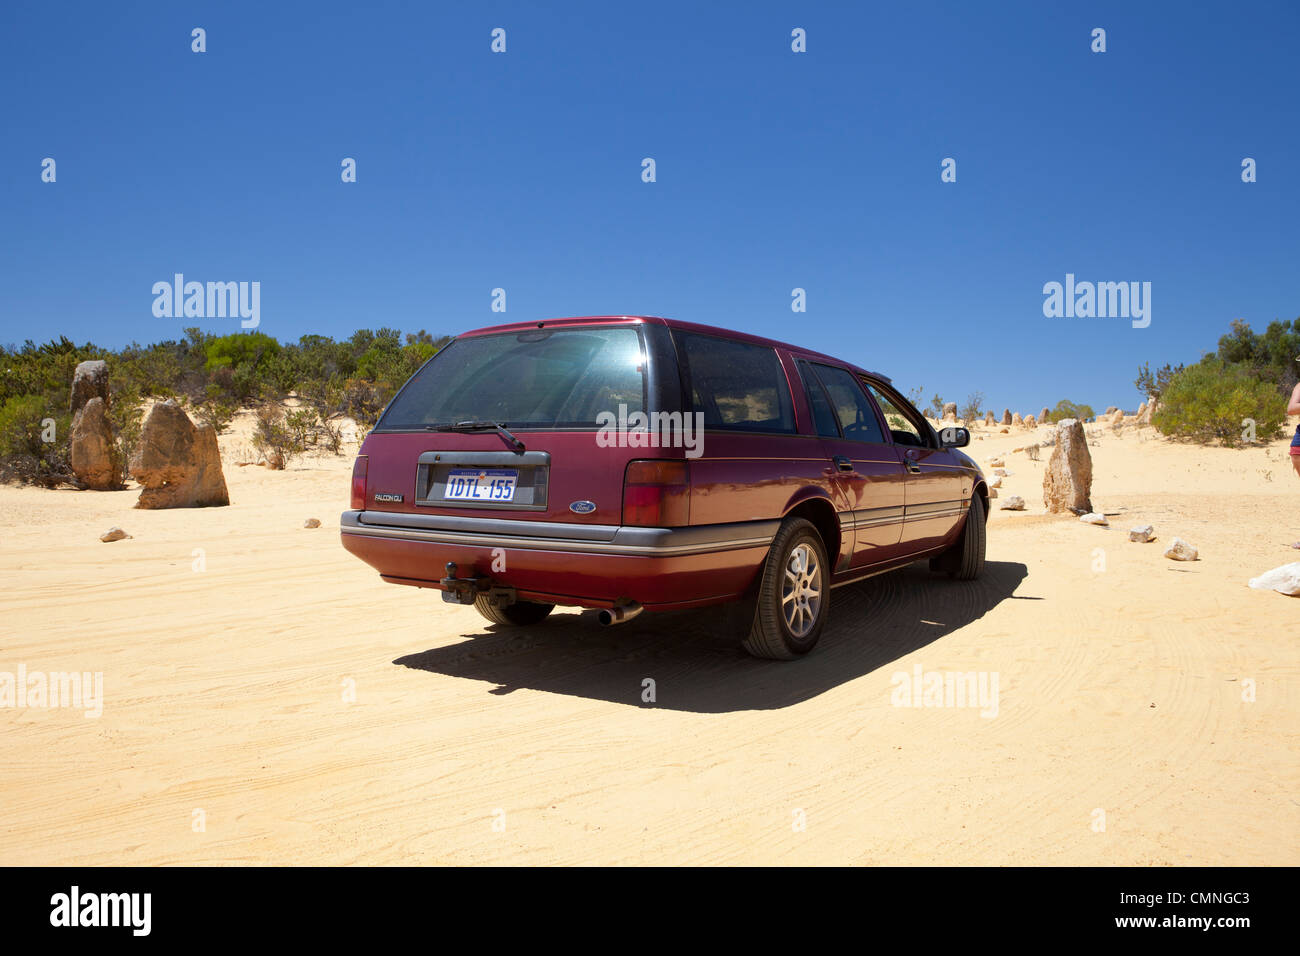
[1288,383,1300,416]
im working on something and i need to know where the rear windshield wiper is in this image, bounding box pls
[425,420,525,452]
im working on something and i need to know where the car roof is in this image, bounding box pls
[456,315,893,384]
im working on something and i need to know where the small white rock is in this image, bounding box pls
[1000,495,1025,511]
[1080,512,1109,526]
[1248,562,1300,596]
[100,527,130,543]
[989,476,1002,489]
[1129,525,1155,543]
[303,518,321,529]
[988,458,1005,468]
[1164,537,1198,561]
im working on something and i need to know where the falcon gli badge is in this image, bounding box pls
[374,493,403,503]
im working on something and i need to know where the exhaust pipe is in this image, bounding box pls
[598,601,643,626]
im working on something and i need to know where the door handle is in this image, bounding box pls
[906,460,921,474]
[833,455,854,472]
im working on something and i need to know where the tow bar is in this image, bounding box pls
[439,562,493,605]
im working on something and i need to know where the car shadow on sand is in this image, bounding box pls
[394,560,1029,713]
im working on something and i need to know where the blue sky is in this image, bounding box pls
[2,1,1297,413]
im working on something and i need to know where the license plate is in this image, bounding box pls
[444,468,518,502]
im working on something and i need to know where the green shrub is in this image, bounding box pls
[1048,399,1096,423]
[339,378,389,430]
[1,327,446,472]
[107,383,144,475]
[1152,359,1285,446]
[1134,361,1183,403]
[195,394,239,435]
[114,340,191,398]
[285,408,322,448]
[0,394,72,487]
[1212,317,1300,394]
[251,406,305,470]
[203,332,281,402]
[204,331,281,372]
[263,350,301,396]
[230,363,262,402]
[318,418,344,454]
[0,338,103,406]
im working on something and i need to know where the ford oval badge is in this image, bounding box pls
[569,500,596,515]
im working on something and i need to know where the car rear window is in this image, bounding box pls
[798,361,842,438]
[377,326,647,430]
[676,331,796,433]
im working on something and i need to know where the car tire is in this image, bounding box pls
[741,517,829,660]
[931,493,986,579]
[472,595,555,626]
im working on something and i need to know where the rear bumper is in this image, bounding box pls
[339,510,776,609]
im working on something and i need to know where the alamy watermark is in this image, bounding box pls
[1,664,103,718]
[1042,273,1150,328]
[152,273,260,328]
[50,886,150,936]
[890,664,999,718]
[595,404,706,458]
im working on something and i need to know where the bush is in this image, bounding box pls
[251,406,305,470]
[261,406,346,454]
[263,350,300,397]
[1134,361,1183,403]
[1212,317,1300,395]
[195,394,239,435]
[107,383,144,476]
[298,376,345,419]
[960,391,985,423]
[285,408,322,448]
[0,337,103,406]
[318,418,344,454]
[0,327,445,476]
[0,394,72,487]
[339,378,389,430]
[204,331,281,373]
[1152,359,1286,446]
[1048,399,1096,423]
[114,340,192,399]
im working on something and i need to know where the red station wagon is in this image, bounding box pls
[341,316,988,659]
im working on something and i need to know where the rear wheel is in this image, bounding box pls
[930,493,986,579]
[741,517,830,660]
[472,594,555,626]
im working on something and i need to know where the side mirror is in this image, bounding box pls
[939,426,970,448]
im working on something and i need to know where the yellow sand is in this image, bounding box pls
[1,411,1296,864]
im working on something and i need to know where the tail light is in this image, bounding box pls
[622,459,689,527]
[350,455,368,509]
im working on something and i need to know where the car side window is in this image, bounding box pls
[676,332,796,433]
[811,364,886,443]
[797,361,842,438]
[864,381,931,448]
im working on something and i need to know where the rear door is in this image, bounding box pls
[862,379,969,551]
[673,331,827,534]
[796,360,907,567]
